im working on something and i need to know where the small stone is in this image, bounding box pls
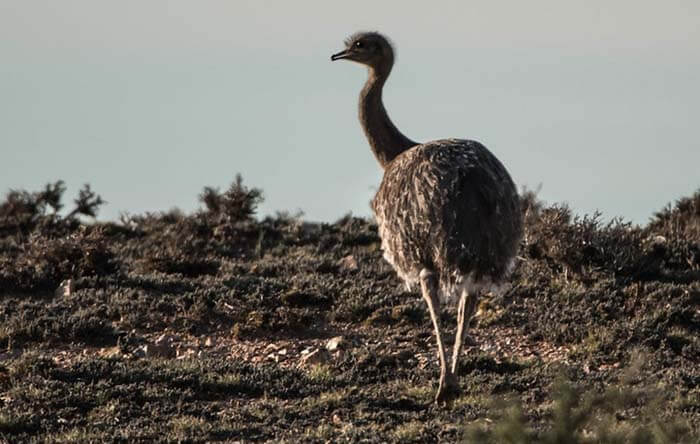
[155,333,178,346]
[277,348,288,356]
[326,336,345,352]
[56,279,73,297]
[177,347,196,359]
[99,346,121,358]
[143,334,178,358]
[300,349,330,367]
[337,255,358,272]
[204,336,215,348]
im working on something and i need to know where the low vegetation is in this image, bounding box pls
[0,179,698,442]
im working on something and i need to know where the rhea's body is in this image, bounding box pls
[332,31,523,403]
[373,138,521,303]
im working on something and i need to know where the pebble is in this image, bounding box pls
[326,336,345,351]
[300,349,330,367]
[337,255,359,272]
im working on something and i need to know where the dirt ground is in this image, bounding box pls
[0,181,699,443]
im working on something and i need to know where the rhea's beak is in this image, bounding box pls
[331,49,352,61]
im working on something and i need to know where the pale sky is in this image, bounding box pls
[1,1,699,224]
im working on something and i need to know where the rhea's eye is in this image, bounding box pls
[354,41,364,49]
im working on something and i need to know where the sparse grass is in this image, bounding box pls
[307,363,335,384]
[451,392,491,410]
[169,415,213,440]
[301,422,336,440]
[301,388,348,411]
[52,427,105,443]
[402,383,435,403]
[394,420,426,442]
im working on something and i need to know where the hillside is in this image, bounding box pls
[1,179,699,443]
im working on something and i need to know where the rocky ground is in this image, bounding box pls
[0,179,699,443]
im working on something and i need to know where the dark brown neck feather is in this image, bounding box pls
[359,64,417,169]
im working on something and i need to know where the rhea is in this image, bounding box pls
[331,32,523,403]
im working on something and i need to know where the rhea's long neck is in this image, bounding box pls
[359,66,417,169]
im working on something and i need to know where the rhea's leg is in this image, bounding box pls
[451,289,479,375]
[419,269,457,403]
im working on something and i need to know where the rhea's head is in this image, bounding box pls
[331,32,395,73]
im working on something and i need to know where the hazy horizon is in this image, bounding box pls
[2,1,698,224]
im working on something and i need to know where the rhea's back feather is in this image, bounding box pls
[372,138,523,301]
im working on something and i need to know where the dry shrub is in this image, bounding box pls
[464,373,695,444]
[521,191,698,283]
[0,226,117,291]
[199,174,263,223]
[649,189,700,241]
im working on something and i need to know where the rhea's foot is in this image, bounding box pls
[435,372,460,405]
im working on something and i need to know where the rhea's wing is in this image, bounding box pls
[373,139,521,284]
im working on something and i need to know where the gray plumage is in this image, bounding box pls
[332,32,523,403]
